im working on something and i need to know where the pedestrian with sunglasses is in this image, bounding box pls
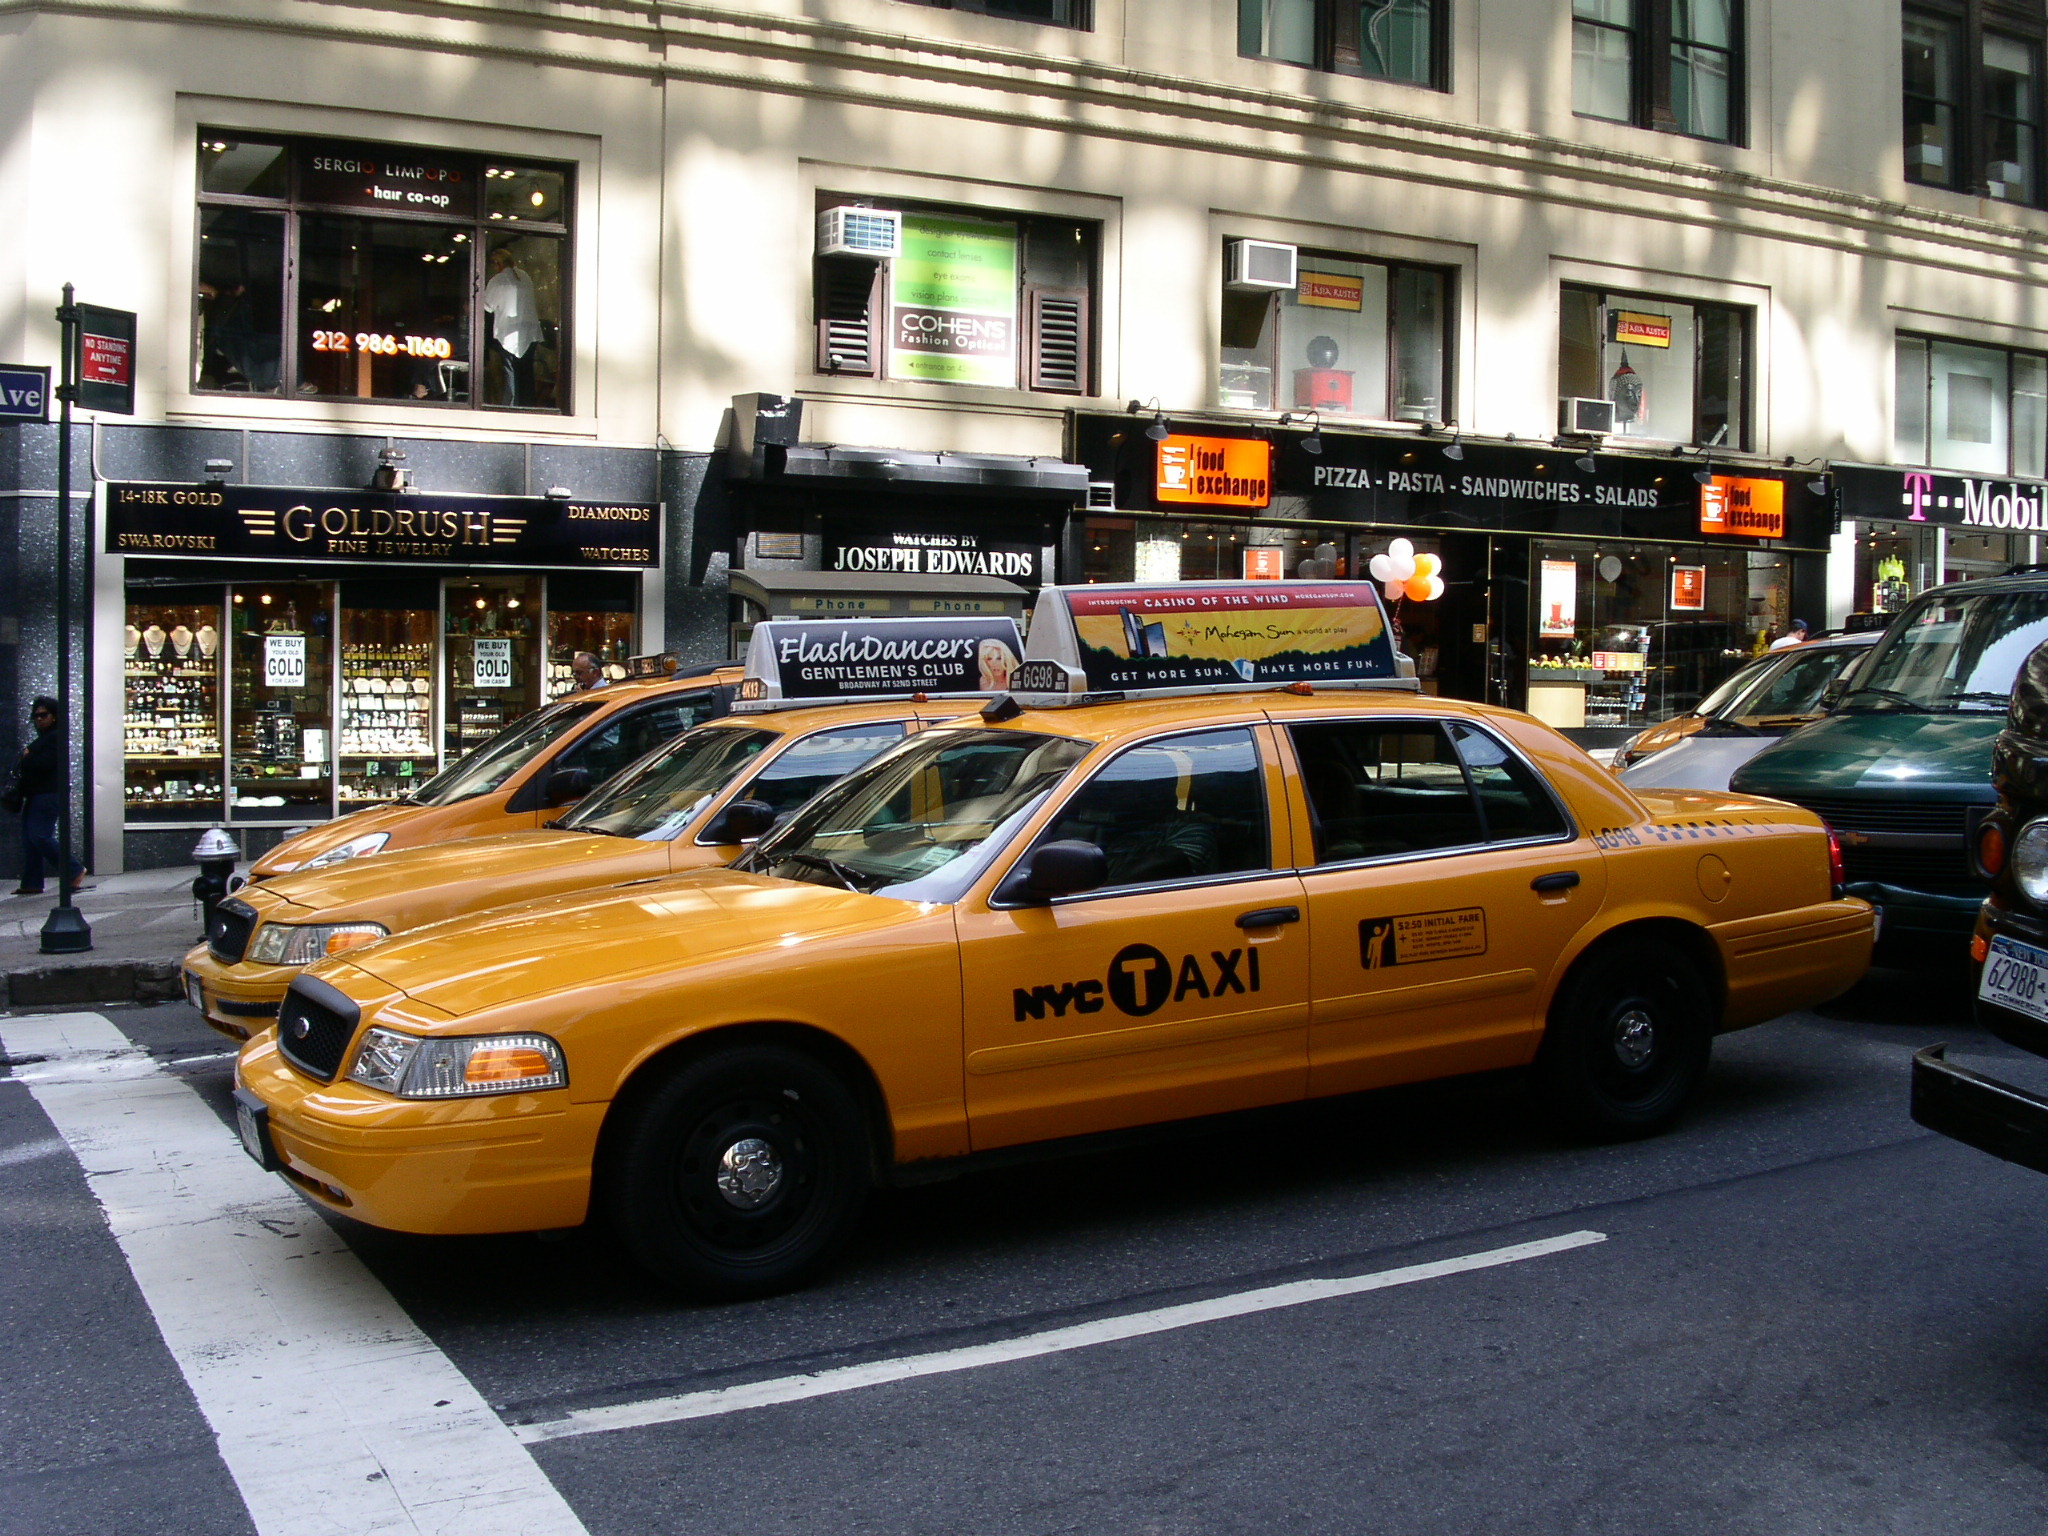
[12,697,87,896]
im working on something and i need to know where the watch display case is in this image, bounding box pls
[123,593,224,822]
[339,594,437,811]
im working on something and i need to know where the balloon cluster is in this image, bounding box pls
[1368,538,1444,602]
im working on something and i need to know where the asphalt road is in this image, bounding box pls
[6,970,2048,1536]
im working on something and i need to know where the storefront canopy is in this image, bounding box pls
[762,445,1089,499]
[729,568,1030,620]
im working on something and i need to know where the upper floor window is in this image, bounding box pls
[1895,333,2048,477]
[899,0,1089,23]
[1219,242,1452,422]
[1558,284,1750,448]
[1239,0,1446,89]
[193,133,572,411]
[813,198,1097,395]
[1572,0,1742,144]
[1904,4,2042,205]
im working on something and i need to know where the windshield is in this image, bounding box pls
[1713,646,1864,722]
[558,725,776,839]
[1842,590,2048,713]
[1692,656,1775,720]
[742,727,1091,899]
[405,700,603,806]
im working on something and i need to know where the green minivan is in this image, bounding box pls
[1731,575,2048,960]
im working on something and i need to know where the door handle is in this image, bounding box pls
[1236,905,1301,929]
[1531,872,1580,894]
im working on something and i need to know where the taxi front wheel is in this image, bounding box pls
[1532,939,1711,1141]
[603,1045,870,1300]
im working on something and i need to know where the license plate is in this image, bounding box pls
[233,1088,276,1171]
[1980,935,2048,1024]
[185,972,204,1012]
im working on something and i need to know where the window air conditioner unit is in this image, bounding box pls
[1560,396,1617,436]
[817,206,902,259]
[1226,239,1298,291]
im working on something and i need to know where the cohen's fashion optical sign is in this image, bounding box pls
[105,483,659,568]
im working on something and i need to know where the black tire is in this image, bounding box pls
[603,1044,870,1300]
[1532,939,1712,1141]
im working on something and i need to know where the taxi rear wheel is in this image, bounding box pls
[1533,940,1710,1141]
[604,1045,869,1300]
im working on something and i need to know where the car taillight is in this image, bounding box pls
[1977,817,2009,880]
[1826,824,1845,893]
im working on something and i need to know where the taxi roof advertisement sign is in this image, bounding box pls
[1050,582,1397,690]
[741,616,1024,704]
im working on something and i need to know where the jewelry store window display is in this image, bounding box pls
[445,576,542,758]
[124,588,224,822]
[544,572,637,700]
[230,582,333,820]
[339,580,438,811]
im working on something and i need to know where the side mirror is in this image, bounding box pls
[995,839,1108,905]
[702,797,778,845]
[543,767,592,807]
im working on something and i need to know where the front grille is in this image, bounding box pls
[217,998,281,1019]
[277,982,361,1082]
[1784,796,1970,836]
[208,899,257,964]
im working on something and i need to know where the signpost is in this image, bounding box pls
[43,288,136,954]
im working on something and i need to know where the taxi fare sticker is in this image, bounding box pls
[1359,907,1487,969]
[1062,583,1396,690]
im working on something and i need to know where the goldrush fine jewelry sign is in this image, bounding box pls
[106,483,659,569]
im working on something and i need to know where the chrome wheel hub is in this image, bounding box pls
[715,1136,784,1209]
[1612,1008,1657,1070]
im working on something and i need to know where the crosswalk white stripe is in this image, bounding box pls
[1,1013,589,1536]
[516,1228,1607,1444]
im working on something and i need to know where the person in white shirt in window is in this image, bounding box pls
[483,247,544,407]
[1768,619,1809,651]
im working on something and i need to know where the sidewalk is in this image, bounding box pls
[0,864,226,1008]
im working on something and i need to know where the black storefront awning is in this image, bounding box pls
[759,445,1089,500]
[1834,460,2048,530]
[730,568,1030,619]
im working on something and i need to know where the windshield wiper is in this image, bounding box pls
[1840,687,1932,713]
[779,851,872,893]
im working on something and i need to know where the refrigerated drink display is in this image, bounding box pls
[123,596,224,822]
[339,605,436,810]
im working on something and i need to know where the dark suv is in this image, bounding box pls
[1731,576,2048,960]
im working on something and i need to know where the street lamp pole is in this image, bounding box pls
[42,282,91,954]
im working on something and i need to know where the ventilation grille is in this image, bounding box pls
[277,986,360,1083]
[816,260,878,376]
[1028,290,1087,394]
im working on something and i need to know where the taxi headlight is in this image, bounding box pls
[305,833,391,869]
[247,921,388,966]
[346,1027,569,1098]
[2013,819,2048,905]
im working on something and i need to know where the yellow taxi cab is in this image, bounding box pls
[233,582,1873,1299]
[187,616,1022,1038]
[245,659,745,878]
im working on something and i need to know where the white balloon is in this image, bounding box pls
[1390,556,1417,582]
[1368,554,1395,581]
[1383,579,1406,601]
[1388,537,1415,561]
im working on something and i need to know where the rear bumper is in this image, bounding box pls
[1912,1044,2048,1175]
[1713,898,1875,1030]
[1843,881,1982,960]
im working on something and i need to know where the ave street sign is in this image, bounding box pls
[0,365,50,422]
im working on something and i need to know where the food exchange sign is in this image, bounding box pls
[106,483,659,569]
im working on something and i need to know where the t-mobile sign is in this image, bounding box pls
[74,303,136,415]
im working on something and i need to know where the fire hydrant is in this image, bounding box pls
[191,827,241,940]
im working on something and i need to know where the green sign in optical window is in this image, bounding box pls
[889,215,1019,386]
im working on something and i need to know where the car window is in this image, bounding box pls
[553,693,718,786]
[1446,723,1569,842]
[406,699,601,805]
[558,725,777,840]
[1731,647,1858,718]
[1289,720,1483,864]
[1848,589,2048,711]
[1694,655,1776,719]
[742,722,910,819]
[1035,727,1269,887]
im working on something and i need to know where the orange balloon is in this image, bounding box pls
[1412,552,1441,579]
[1405,575,1433,602]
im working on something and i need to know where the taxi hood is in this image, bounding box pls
[328,868,928,1018]
[255,801,433,875]
[1729,710,2002,800]
[253,831,654,924]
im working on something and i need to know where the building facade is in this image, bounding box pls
[1,0,2044,869]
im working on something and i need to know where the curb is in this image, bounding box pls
[5,960,184,1009]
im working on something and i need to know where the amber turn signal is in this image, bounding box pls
[464,1045,560,1084]
[1977,819,2008,880]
